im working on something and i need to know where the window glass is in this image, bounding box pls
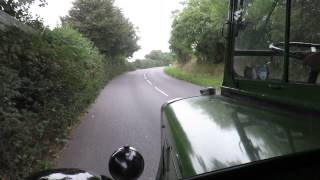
[233,0,286,81]
[234,55,283,80]
[289,0,320,84]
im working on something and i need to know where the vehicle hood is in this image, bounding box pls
[162,95,320,178]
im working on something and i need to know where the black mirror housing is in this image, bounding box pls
[109,146,144,180]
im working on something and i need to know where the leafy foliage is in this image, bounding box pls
[170,0,229,64]
[1,0,138,178]
[0,25,123,179]
[0,0,47,28]
[234,0,286,49]
[63,0,140,59]
[131,50,175,69]
[145,50,175,63]
[234,0,320,49]
[288,0,320,43]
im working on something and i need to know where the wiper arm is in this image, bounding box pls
[264,0,280,24]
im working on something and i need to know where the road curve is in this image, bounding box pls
[56,67,204,180]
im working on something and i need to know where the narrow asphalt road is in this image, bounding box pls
[56,67,204,179]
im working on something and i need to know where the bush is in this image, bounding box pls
[130,50,175,69]
[131,59,170,69]
[0,26,119,179]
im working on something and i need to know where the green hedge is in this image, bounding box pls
[0,26,124,179]
[131,59,171,69]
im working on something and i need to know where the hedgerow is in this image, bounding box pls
[0,26,124,179]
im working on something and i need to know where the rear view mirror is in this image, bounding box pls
[109,146,144,180]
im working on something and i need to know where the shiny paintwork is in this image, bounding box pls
[161,95,320,179]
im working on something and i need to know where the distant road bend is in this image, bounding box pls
[56,67,203,180]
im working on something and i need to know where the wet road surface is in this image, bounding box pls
[56,67,203,179]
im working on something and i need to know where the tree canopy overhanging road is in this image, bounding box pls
[56,67,204,180]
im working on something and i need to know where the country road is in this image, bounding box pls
[56,67,204,179]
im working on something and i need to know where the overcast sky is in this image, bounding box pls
[31,0,183,60]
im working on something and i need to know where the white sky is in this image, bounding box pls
[30,0,75,28]
[31,0,183,60]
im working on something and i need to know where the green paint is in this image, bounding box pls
[161,0,320,179]
[163,108,197,177]
[162,96,320,178]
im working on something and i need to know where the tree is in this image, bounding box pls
[170,0,229,64]
[132,50,175,69]
[0,0,46,22]
[289,0,320,43]
[63,0,140,60]
[145,50,174,62]
[234,0,285,50]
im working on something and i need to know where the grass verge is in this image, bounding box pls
[164,66,223,88]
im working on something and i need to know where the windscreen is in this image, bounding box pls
[233,0,286,81]
[289,0,320,84]
[233,0,320,85]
